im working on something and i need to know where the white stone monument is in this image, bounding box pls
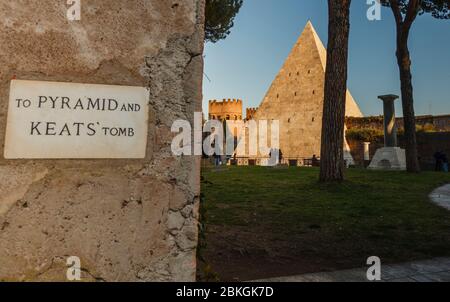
[344,126,356,167]
[363,142,371,161]
[369,95,406,170]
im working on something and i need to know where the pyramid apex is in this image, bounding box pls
[303,20,319,34]
[295,21,327,72]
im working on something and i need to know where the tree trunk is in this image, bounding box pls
[396,29,421,173]
[319,0,352,182]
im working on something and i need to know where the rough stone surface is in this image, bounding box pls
[254,21,363,160]
[0,0,204,281]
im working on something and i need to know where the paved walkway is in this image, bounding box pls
[430,184,450,210]
[254,258,450,282]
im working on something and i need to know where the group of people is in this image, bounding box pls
[434,151,449,172]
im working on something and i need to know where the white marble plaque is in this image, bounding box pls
[4,80,149,159]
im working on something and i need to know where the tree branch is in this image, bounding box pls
[403,0,421,29]
[389,0,404,25]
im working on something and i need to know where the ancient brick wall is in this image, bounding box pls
[0,0,204,281]
[346,115,450,132]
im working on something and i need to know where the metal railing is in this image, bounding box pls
[203,156,322,167]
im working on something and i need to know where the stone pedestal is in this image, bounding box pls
[368,147,406,170]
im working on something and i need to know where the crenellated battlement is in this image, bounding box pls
[209,98,243,105]
[246,107,258,120]
[208,99,243,121]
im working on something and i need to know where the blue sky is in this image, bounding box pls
[203,0,450,117]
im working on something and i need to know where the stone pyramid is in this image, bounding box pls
[253,21,363,161]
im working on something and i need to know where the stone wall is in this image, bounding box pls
[0,0,204,281]
[346,115,450,132]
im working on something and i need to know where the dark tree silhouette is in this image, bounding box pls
[205,0,243,43]
[380,0,450,173]
[320,0,352,182]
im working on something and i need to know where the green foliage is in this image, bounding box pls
[346,124,438,142]
[205,0,243,43]
[416,123,438,133]
[346,128,384,142]
[380,0,450,19]
[346,116,384,124]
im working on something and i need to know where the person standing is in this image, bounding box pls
[442,152,449,173]
[214,153,221,166]
[434,151,443,172]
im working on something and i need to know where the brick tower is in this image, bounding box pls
[208,99,243,121]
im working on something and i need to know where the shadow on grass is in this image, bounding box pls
[198,166,450,281]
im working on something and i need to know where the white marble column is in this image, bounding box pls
[364,142,371,161]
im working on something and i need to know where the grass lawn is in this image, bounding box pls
[198,166,450,281]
